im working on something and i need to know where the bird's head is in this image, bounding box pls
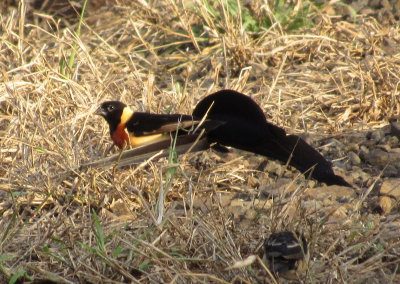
[95,101,127,125]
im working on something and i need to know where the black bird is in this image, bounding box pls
[263,231,308,280]
[192,90,350,187]
[96,90,350,186]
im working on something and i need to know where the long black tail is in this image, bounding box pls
[193,90,350,187]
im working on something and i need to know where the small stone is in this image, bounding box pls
[110,199,131,216]
[390,120,400,140]
[390,148,400,154]
[367,148,390,165]
[380,179,400,199]
[345,143,360,153]
[327,138,345,148]
[359,145,370,161]
[359,8,375,16]
[247,175,259,187]
[348,151,361,165]
[376,144,391,152]
[388,136,399,148]
[218,192,237,207]
[244,208,257,219]
[388,149,400,163]
[305,185,356,203]
[348,167,370,183]
[363,139,377,147]
[369,129,384,142]
[229,203,248,219]
[379,196,392,214]
[230,198,245,207]
[331,205,348,219]
[333,160,348,170]
[382,165,399,178]
[263,178,299,197]
[303,199,322,212]
[264,160,284,176]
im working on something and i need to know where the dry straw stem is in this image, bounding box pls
[0,0,400,283]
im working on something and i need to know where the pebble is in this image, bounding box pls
[348,151,361,165]
[333,160,348,170]
[390,120,400,139]
[387,136,399,148]
[370,129,384,142]
[345,143,360,153]
[359,145,370,161]
[380,179,400,199]
[363,139,377,147]
[379,196,392,214]
[327,138,345,148]
[305,185,356,203]
[376,144,391,152]
[264,160,284,176]
[348,167,370,184]
[247,175,260,188]
[367,129,385,142]
[382,165,399,177]
[367,148,390,165]
[388,149,400,164]
[303,200,322,212]
[390,148,400,154]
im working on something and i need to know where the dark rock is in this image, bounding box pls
[333,160,348,170]
[348,151,361,165]
[359,145,370,161]
[388,149,400,163]
[345,143,360,153]
[390,148,400,154]
[390,120,400,140]
[382,165,399,178]
[348,167,370,184]
[367,149,390,165]
[264,160,284,176]
[370,129,384,142]
[363,139,378,147]
[260,178,301,198]
[388,136,399,147]
[376,144,391,152]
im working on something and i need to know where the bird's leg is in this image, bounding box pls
[104,144,116,156]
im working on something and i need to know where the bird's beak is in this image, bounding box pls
[95,106,106,117]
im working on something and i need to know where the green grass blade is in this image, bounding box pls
[92,209,106,253]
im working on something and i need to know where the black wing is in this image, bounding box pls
[126,112,198,136]
[193,90,350,187]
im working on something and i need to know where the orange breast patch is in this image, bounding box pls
[112,123,167,149]
[111,124,129,148]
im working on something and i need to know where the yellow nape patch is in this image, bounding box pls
[120,106,135,124]
[119,106,170,148]
[127,132,168,147]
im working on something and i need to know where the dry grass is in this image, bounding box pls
[1,0,400,283]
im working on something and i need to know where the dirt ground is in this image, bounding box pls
[0,1,400,283]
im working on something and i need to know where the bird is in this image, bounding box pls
[95,90,350,186]
[263,231,308,280]
[191,90,351,186]
[95,101,197,149]
[95,100,223,152]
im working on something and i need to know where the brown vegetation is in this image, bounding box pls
[0,0,399,283]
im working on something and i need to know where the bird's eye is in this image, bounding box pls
[107,105,114,112]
